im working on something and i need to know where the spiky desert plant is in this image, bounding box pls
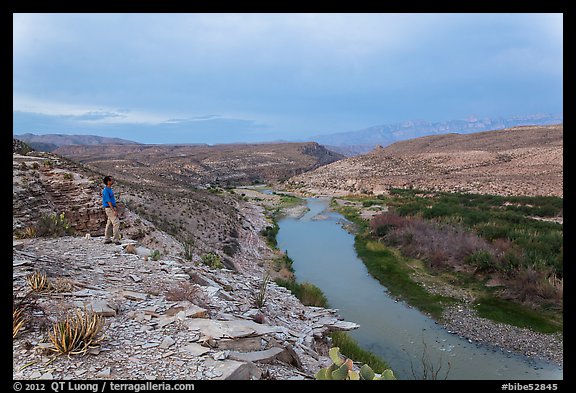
[48,308,105,355]
[14,225,37,239]
[13,307,27,339]
[182,241,194,261]
[253,272,271,309]
[26,271,49,292]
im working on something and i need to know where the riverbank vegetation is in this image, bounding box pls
[332,189,563,333]
[329,331,390,373]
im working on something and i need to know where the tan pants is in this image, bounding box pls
[104,208,120,241]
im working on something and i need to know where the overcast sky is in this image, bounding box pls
[13,13,563,144]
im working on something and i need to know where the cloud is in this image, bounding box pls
[13,13,563,141]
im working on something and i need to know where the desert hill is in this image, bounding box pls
[54,142,343,188]
[288,125,563,197]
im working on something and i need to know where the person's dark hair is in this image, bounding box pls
[103,176,112,185]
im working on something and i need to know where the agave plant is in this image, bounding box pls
[48,308,105,355]
[13,307,27,339]
[315,347,396,380]
[26,271,50,292]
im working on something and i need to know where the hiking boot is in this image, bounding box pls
[104,239,112,244]
[114,241,122,245]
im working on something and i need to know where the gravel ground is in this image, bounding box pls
[442,304,563,366]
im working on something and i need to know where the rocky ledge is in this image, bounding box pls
[13,236,358,380]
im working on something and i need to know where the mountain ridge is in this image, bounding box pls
[14,133,140,152]
[289,124,563,197]
[311,113,563,156]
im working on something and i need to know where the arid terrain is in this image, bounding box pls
[12,140,357,380]
[54,142,343,188]
[13,122,564,380]
[288,125,563,197]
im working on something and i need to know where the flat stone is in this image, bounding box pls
[217,337,262,352]
[204,286,220,297]
[122,291,148,301]
[156,316,176,329]
[185,318,280,340]
[184,319,227,339]
[224,319,280,336]
[330,320,360,331]
[39,372,53,380]
[129,274,142,283]
[29,371,41,379]
[228,347,286,363]
[135,246,151,257]
[141,342,160,349]
[203,359,262,380]
[180,343,210,357]
[96,367,111,378]
[87,299,117,317]
[71,289,98,297]
[159,336,176,349]
[212,350,230,360]
[13,259,29,267]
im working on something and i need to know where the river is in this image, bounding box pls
[275,196,563,380]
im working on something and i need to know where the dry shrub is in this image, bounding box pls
[165,281,209,308]
[125,244,137,254]
[370,213,410,237]
[503,267,562,308]
[50,277,76,293]
[14,226,37,239]
[385,219,494,270]
[548,274,563,301]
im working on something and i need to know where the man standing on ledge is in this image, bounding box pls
[102,176,121,245]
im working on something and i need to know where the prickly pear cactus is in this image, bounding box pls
[314,347,396,380]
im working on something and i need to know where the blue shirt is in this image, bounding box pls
[102,186,116,208]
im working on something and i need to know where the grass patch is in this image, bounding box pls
[329,331,390,374]
[354,236,456,319]
[474,296,563,334]
[274,192,305,209]
[333,204,369,233]
[274,278,328,307]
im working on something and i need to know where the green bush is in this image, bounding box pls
[201,253,223,269]
[466,250,497,272]
[36,212,72,237]
[274,278,328,307]
[261,222,279,248]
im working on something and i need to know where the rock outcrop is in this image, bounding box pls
[13,236,358,380]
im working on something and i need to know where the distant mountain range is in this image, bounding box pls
[13,133,140,152]
[311,113,563,156]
